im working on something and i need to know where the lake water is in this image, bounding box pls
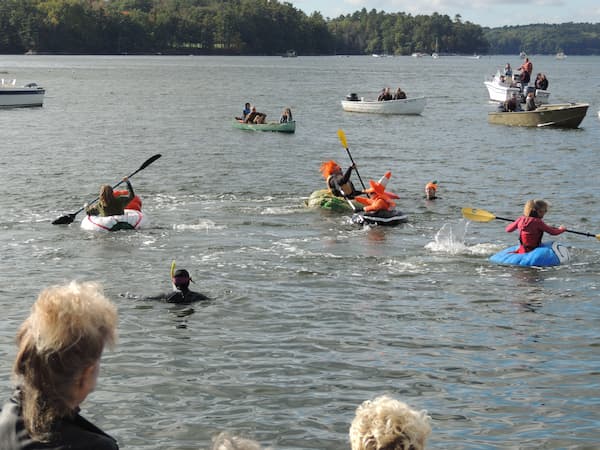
[0,54,599,449]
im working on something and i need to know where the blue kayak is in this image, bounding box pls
[490,241,570,267]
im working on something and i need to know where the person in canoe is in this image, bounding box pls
[349,395,431,450]
[143,269,210,304]
[0,281,119,449]
[319,160,363,199]
[354,172,400,213]
[505,199,566,253]
[85,177,135,216]
[279,107,293,123]
[235,102,252,121]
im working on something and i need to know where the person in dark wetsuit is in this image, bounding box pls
[144,269,210,303]
[319,160,364,199]
[0,281,119,450]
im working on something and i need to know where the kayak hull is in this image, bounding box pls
[81,209,148,232]
[351,209,408,226]
[490,241,570,267]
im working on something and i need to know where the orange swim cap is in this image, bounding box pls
[319,160,340,178]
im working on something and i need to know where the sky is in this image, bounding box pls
[290,0,600,28]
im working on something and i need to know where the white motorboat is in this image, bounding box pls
[341,94,426,115]
[483,71,549,104]
[0,79,45,107]
[0,79,45,108]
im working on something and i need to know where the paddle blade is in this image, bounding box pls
[52,213,76,225]
[337,129,348,148]
[139,153,162,171]
[461,207,496,222]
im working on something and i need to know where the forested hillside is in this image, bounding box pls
[0,0,598,55]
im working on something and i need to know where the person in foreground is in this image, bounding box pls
[505,199,566,253]
[320,160,364,199]
[349,395,431,450]
[144,269,210,303]
[0,281,119,449]
[86,177,135,217]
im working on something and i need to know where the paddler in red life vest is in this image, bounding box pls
[319,160,364,199]
[85,177,135,216]
[355,172,400,212]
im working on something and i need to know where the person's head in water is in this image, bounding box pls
[172,269,192,291]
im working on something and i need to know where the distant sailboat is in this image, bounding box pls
[556,51,567,60]
[432,38,439,59]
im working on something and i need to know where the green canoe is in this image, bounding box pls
[305,189,363,212]
[232,119,296,133]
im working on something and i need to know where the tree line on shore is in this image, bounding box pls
[0,0,598,56]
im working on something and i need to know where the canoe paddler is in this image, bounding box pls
[319,160,364,199]
[85,177,135,217]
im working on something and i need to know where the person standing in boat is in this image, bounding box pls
[144,269,210,303]
[0,281,119,449]
[85,177,135,217]
[504,62,513,77]
[505,199,566,253]
[319,160,363,199]
[518,57,533,89]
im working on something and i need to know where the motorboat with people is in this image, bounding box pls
[0,79,45,108]
[488,102,589,128]
[490,241,570,267]
[341,93,426,115]
[484,71,550,104]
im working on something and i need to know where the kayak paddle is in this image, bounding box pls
[461,207,600,240]
[336,129,368,192]
[52,153,162,225]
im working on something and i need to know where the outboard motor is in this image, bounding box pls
[346,93,359,101]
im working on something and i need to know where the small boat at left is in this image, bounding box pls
[232,119,295,133]
[0,79,45,108]
[81,209,148,232]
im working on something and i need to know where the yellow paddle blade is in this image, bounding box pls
[461,207,496,222]
[337,129,348,148]
[170,260,176,278]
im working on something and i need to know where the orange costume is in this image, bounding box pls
[355,172,399,212]
[114,190,142,211]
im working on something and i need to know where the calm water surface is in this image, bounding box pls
[0,54,599,449]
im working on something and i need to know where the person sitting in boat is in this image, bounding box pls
[525,91,537,111]
[504,63,513,77]
[235,102,252,121]
[319,160,363,200]
[85,177,134,217]
[279,107,293,123]
[393,87,407,100]
[504,93,521,112]
[350,395,431,450]
[354,174,400,213]
[535,73,549,91]
[144,269,210,303]
[244,106,266,124]
[425,180,438,200]
[505,199,566,254]
[377,87,392,101]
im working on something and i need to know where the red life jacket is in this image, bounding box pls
[113,190,142,211]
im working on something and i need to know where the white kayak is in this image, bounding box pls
[81,209,148,231]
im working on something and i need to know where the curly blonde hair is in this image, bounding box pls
[13,281,117,441]
[349,395,431,450]
[524,199,549,217]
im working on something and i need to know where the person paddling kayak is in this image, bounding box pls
[320,160,364,199]
[505,199,566,253]
[85,177,135,216]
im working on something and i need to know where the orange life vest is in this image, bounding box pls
[113,190,142,211]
